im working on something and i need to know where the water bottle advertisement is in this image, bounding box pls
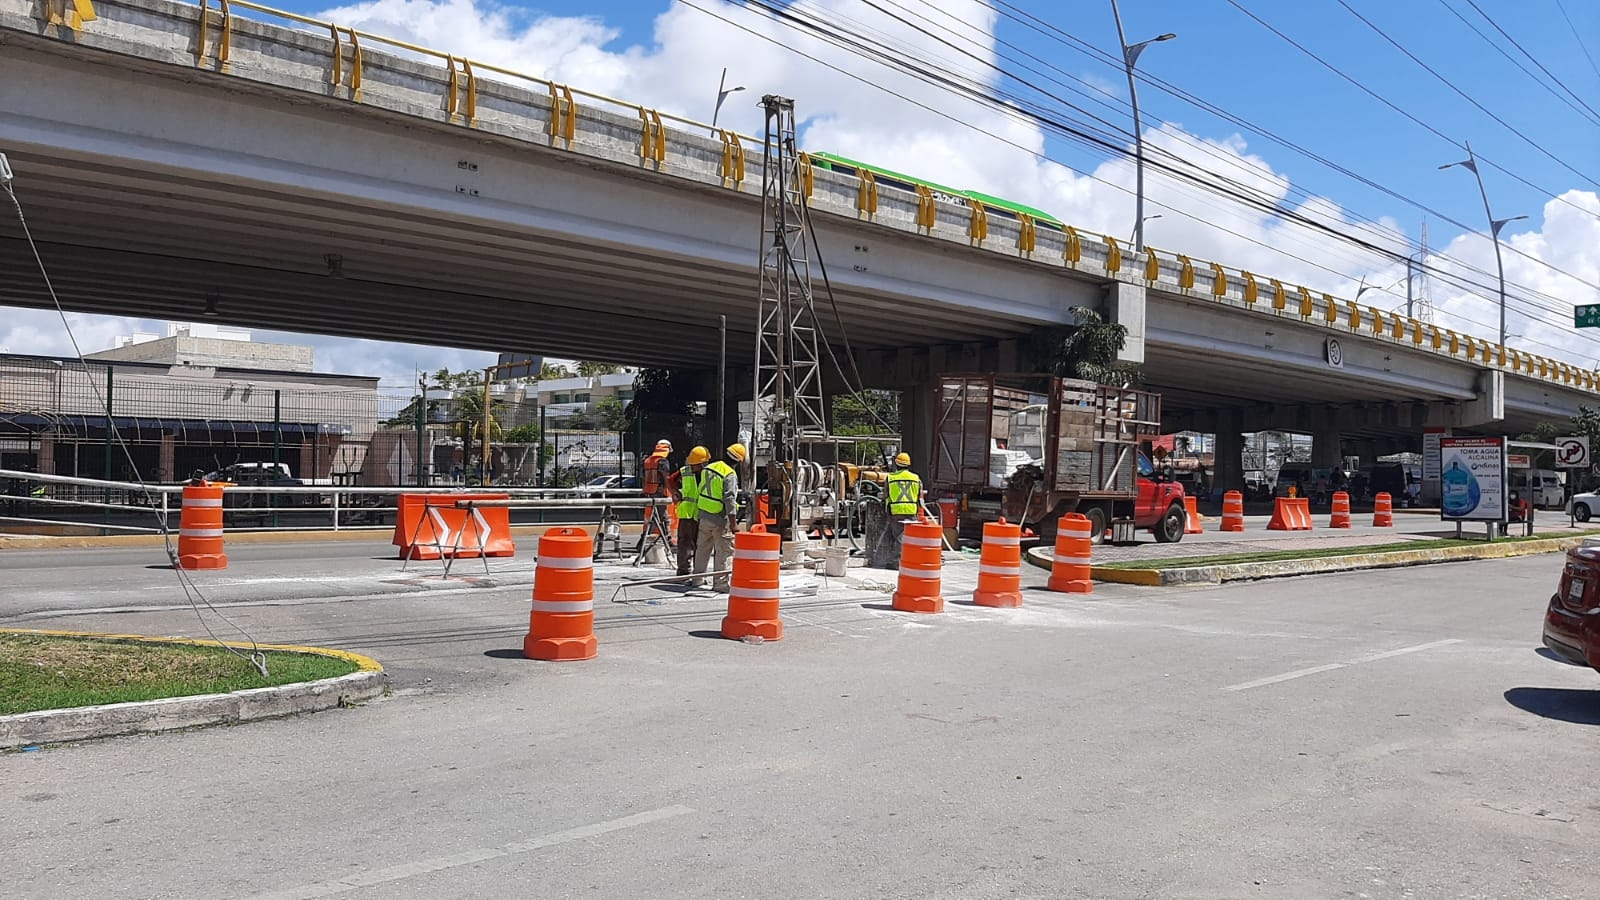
[1438,436,1507,522]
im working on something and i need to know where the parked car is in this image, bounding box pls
[203,463,319,507]
[1530,469,1565,509]
[574,475,641,497]
[1545,540,1600,673]
[1566,490,1600,522]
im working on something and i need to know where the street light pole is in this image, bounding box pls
[1111,0,1175,254]
[1440,141,1526,347]
[710,67,745,135]
[1127,213,1162,248]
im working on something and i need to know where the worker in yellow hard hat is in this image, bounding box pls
[675,446,710,577]
[691,443,746,592]
[885,451,923,546]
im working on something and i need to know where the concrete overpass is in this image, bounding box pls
[1,0,1594,483]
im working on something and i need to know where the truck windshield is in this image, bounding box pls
[1137,453,1154,478]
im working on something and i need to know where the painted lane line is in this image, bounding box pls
[1222,639,1464,692]
[256,805,695,899]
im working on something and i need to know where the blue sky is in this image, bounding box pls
[5,0,1599,379]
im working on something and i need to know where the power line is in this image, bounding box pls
[1435,0,1600,128]
[1461,0,1600,124]
[1333,0,1600,190]
[1553,0,1600,84]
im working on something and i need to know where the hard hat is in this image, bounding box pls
[726,443,748,462]
[894,452,912,467]
[655,439,673,451]
[687,446,710,465]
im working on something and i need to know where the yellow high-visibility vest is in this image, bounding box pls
[697,461,736,516]
[886,469,922,517]
[677,465,701,520]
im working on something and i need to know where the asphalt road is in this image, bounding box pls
[2,542,1597,899]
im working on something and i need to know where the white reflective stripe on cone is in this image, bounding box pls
[1060,526,1092,538]
[733,548,781,561]
[1053,555,1093,566]
[898,567,941,579]
[178,528,224,538]
[537,556,593,570]
[985,535,1023,545]
[902,535,944,547]
[730,587,782,600]
[979,564,1022,576]
[532,600,593,613]
[183,498,224,508]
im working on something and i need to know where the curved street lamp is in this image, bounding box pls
[1111,0,1175,253]
[711,67,745,135]
[1440,141,1526,347]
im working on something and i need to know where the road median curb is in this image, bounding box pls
[1025,534,1591,587]
[0,630,387,750]
[0,522,643,551]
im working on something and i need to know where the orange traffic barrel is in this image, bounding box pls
[892,518,945,613]
[524,527,597,661]
[973,518,1023,608]
[1330,491,1352,528]
[1047,513,1093,594]
[1221,490,1245,532]
[1183,495,1204,534]
[723,526,784,641]
[1373,492,1394,527]
[177,483,227,570]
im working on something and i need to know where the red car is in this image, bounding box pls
[1545,542,1600,673]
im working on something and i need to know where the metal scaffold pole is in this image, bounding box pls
[750,95,827,541]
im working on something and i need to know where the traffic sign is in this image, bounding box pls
[1576,304,1600,328]
[1556,436,1591,468]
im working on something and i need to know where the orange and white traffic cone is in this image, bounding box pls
[972,518,1023,608]
[1330,491,1352,528]
[723,526,783,641]
[1221,490,1245,533]
[524,527,597,661]
[177,483,227,570]
[1373,492,1394,527]
[1047,513,1093,594]
[892,517,945,613]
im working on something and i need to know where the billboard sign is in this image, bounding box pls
[1439,436,1507,522]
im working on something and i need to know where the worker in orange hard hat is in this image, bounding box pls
[675,446,710,577]
[640,438,677,546]
[691,443,746,592]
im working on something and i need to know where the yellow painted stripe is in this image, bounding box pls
[0,628,382,672]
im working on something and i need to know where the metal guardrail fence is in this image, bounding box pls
[0,467,652,535]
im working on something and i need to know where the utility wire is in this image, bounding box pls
[1553,0,1600,84]
[1435,0,1600,128]
[1,155,269,677]
[1461,0,1600,124]
[1333,0,1600,190]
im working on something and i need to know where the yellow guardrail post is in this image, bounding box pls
[914,186,936,231]
[857,170,879,217]
[1242,271,1258,305]
[1144,247,1160,281]
[329,25,363,99]
[1496,344,1506,367]
[1063,225,1081,263]
[1368,306,1382,336]
[637,107,665,166]
[1103,235,1121,273]
[1297,286,1312,319]
[1405,317,1418,344]
[1270,278,1286,313]
[1209,262,1227,299]
[1347,302,1361,331]
[1017,214,1036,256]
[716,129,745,189]
[970,201,990,246]
[798,152,814,199]
[446,56,476,123]
[1323,294,1338,324]
[43,0,97,30]
[1177,255,1195,289]
[549,83,577,144]
[196,0,232,69]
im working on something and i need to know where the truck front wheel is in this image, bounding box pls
[1152,502,1186,543]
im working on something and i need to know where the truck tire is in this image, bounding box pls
[1153,502,1186,543]
[1083,505,1108,546]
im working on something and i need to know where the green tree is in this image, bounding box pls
[539,362,572,380]
[594,396,629,432]
[624,367,701,453]
[832,390,900,464]
[575,361,622,377]
[1035,306,1140,385]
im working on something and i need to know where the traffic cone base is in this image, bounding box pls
[523,634,597,661]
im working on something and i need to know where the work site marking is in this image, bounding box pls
[1222,639,1463,692]
[255,805,695,899]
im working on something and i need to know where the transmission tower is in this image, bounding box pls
[1414,219,1435,323]
[750,95,827,538]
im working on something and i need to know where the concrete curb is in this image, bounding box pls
[1025,534,1594,587]
[0,630,387,750]
[0,522,644,551]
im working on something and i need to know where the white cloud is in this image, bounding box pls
[4,0,1598,378]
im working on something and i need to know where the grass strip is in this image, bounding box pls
[0,634,359,716]
[1098,531,1590,571]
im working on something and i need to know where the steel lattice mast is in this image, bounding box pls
[750,95,827,538]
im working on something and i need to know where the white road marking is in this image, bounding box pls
[255,805,695,899]
[1222,639,1464,692]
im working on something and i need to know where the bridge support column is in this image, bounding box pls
[1213,410,1245,494]
[900,384,933,481]
[1312,424,1343,469]
[1104,282,1146,365]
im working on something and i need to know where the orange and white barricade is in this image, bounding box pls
[973,518,1023,608]
[723,526,784,641]
[177,483,227,570]
[523,527,597,661]
[394,493,516,561]
[1267,497,1313,531]
[1047,513,1093,594]
[1221,490,1245,532]
[1183,496,1204,534]
[1373,492,1394,527]
[892,518,945,613]
[1329,491,1352,528]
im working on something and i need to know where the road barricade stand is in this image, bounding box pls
[1183,496,1204,534]
[1267,497,1313,531]
[394,493,515,562]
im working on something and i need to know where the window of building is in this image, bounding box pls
[574,393,591,403]
[554,393,571,404]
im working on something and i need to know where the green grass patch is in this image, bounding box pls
[1097,531,1592,571]
[0,634,359,716]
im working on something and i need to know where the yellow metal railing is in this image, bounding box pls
[45,0,1594,395]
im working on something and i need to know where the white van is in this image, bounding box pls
[1530,469,1565,508]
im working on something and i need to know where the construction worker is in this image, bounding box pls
[691,443,745,593]
[676,446,709,577]
[886,452,922,518]
[640,439,676,546]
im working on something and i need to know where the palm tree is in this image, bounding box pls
[1043,306,1141,385]
[450,385,505,482]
